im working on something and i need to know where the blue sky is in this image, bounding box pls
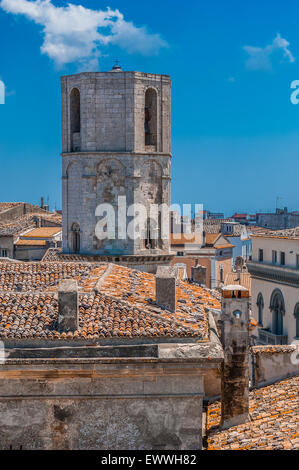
[0,0,299,215]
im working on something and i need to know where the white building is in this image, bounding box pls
[247,227,299,344]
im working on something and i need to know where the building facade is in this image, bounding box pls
[171,233,234,289]
[61,68,173,271]
[247,228,299,344]
[256,207,299,230]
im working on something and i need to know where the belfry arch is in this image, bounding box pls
[145,88,158,149]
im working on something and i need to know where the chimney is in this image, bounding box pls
[41,197,44,209]
[191,264,207,286]
[155,266,176,312]
[220,285,250,429]
[58,280,78,332]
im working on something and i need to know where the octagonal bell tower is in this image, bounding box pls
[60,66,173,272]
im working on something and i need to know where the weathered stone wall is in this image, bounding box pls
[61,71,171,154]
[0,359,204,450]
[0,235,14,258]
[0,203,46,223]
[61,71,172,260]
[220,294,250,428]
[62,153,171,256]
[256,212,299,230]
[250,346,299,387]
[14,246,48,261]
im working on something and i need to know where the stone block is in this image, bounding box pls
[58,280,78,332]
[156,266,176,312]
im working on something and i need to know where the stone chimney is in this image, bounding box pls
[155,266,176,312]
[58,280,78,332]
[191,263,207,286]
[220,284,250,429]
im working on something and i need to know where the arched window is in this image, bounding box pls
[145,88,157,149]
[294,303,299,338]
[233,310,242,319]
[70,88,81,151]
[270,289,285,335]
[145,217,159,250]
[71,222,80,253]
[257,293,264,326]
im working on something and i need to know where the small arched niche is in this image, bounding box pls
[71,222,80,254]
[70,88,81,151]
[145,88,157,150]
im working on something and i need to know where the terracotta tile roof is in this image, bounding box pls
[207,376,299,450]
[214,244,235,249]
[42,248,99,263]
[15,239,47,247]
[0,203,22,214]
[251,344,297,355]
[0,261,106,292]
[203,221,244,236]
[0,212,62,237]
[251,226,299,240]
[42,248,63,262]
[21,227,62,238]
[0,262,220,340]
[224,272,251,294]
[205,233,219,245]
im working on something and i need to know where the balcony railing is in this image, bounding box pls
[258,328,288,345]
[247,261,299,288]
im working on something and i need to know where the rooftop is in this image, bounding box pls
[203,220,245,236]
[0,212,62,237]
[224,271,251,294]
[0,261,220,341]
[15,239,47,247]
[207,376,299,450]
[0,202,22,214]
[21,227,62,238]
[251,226,299,240]
[170,233,202,245]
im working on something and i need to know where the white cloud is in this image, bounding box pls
[243,33,295,70]
[0,0,167,69]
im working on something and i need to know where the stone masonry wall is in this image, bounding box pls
[61,71,172,258]
[0,359,203,450]
[250,346,299,387]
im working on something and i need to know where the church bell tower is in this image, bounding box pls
[60,66,173,272]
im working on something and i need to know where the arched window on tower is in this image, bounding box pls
[71,222,80,253]
[145,88,157,149]
[294,303,299,338]
[257,293,264,326]
[270,289,285,335]
[145,217,159,250]
[70,88,81,151]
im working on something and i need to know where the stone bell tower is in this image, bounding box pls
[220,285,250,429]
[61,65,173,272]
